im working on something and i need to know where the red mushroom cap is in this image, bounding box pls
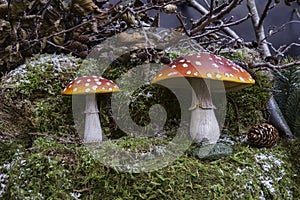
[61,76,120,95]
[151,52,255,91]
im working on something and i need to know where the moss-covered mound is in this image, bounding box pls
[0,137,299,199]
[0,54,81,142]
[0,54,299,199]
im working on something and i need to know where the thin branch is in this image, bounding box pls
[251,60,300,70]
[258,0,273,29]
[46,19,96,40]
[204,14,251,30]
[263,20,300,41]
[280,42,300,55]
[46,40,83,57]
[187,0,243,42]
[176,12,190,36]
[247,0,271,57]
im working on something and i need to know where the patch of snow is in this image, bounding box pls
[259,190,266,200]
[233,151,291,199]
[0,173,9,196]
[218,135,235,145]
[260,176,275,193]
[70,192,81,200]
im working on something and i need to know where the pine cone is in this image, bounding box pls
[247,123,279,148]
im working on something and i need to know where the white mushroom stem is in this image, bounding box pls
[189,78,220,144]
[84,94,103,143]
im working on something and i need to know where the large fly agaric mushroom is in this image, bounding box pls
[151,52,255,144]
[62,76,120,143]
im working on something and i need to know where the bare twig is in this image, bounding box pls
[280,42,300,55]
[187,0,243,42]
[46,19,96,40]
[175,12,190,36]
[204,14,251,30]
[251,60,300,70]
[263,20,300,41]
[247,0,271,57]
[258,0,274,29]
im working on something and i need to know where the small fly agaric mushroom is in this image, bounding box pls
[152,52,255,144]
[62,76,120,143]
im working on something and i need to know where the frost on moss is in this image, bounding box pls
[0,137,299,199]
[0,52,299,199]
[0,54,81,139]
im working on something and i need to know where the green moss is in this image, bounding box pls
[1,137,299,199]
[0,53,298,199]
[0,54,81,139]
[225,71,272,135]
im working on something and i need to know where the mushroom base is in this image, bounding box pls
[189,108,220,144]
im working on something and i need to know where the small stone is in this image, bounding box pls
[191,143,233,161]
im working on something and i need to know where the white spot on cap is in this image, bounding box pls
[158,73,163,77]
[73,88,78,92]
[218,61,224,65]
[92,85,98,90]
[76,80,82,84]
[208,57,213,61]
[179,59,185,62]
[225,73,230,77]
[207,73,212,78]
[109,88,113,91]
[68,85,72,88]
[92,76,98,78]
[94,78,99,82]
[212,63,219,68]
[87,79,91,82]
[168,72,178,76]
[102,87,106,90]
[85,83,90,86]
[96,81,102,85]
[63,88,66,91]
[195,61,202,66]
[85,88,90,93]
[216,73,222,79]
[226,61,232,66]
[186,60,191,62]
[171,65,176,68]
[229,73,234,77]
[182,63,188,68]
[232,67,239,71]
[186,70,191,75]
[215,56,222,60]
[239,77,245,82]
[193,72,198,76]
[106,82,111,86]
